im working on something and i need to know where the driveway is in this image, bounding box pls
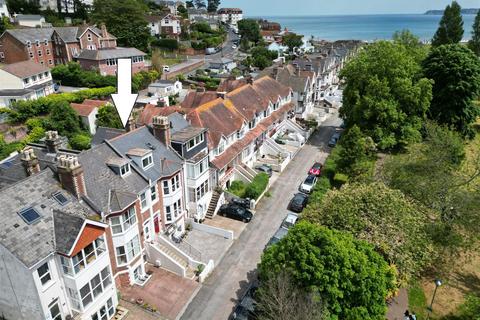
[180,112,342,320]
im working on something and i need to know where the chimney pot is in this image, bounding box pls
[45,131,61,153]
[20,146,40,176]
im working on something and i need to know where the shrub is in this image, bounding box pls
[151,38,179,50]
[308,176,331,205]
[323,158,337,180]
[245,173,269,199]
[25,118,44,130]
[69,133,92,150]
[228,180,247,198]
[23,126,46,144]
[333,173,349,188]
[51,62,116,88]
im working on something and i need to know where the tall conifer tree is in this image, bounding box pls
[468,10,480,55]
[432,1,464,47]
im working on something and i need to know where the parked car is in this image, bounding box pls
[289,193,309,213]
[328,132,341,147]
[299,175,317,194]
[219,204,253,222]
[254,164,273,177]
[231,197,251,209]
[308,162,323,176]
[281,212,299,229]
[162,65,170,72]
[265,227,288,248]
[231,283,258,320]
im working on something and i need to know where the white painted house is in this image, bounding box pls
[217,8,243,27]
[0,167,118,320]
[0,60,54,108]
[209,58,237,73]
[14,14,46,27]
[146,13,181,38]
[148,80,182,97]
[70,99,107,135]
[0,0,10,18]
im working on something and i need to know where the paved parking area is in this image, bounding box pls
[204,215,247,239]
[184,229,233,263]
[121,266,199,320]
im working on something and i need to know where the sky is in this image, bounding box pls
[219,0,480,16]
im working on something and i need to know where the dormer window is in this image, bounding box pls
[142,155,153,169]
[120,163,130,176]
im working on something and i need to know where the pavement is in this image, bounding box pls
[386,288,409,320]
[180,112,342,320]
[183,229,233,263]
[204,215,247,239]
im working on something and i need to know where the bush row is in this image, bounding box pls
[245,173,269,200]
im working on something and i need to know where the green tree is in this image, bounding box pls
[422,44,480,137]
[392,29,428,62]
[250,46,277,69]
[91,0,151,51]
[96,104,123,129]
[47,101,81,137]
[382,122,480,267]
[69,132,92,150]
[260,222,397,320]
[194,0,205,8]
[282,32,303,52]
[6,0,40,14]
[336,125,376,178]
[431,1,464,47]
[340,41,433,149]
[303,182,433,281]
[177,4,188,19]
[468,10,480,56]
[185,0,194,8]
[237,19,261,44]
[207,0,220,13]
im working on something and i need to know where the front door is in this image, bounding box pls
[154,214,160,233]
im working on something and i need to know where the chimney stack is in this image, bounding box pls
[246,76,253,85]
[152,116,170,146]
[157,99,166,107]
[100,23,108,38]
[57,155,86,199]
[196,86,206,93]
[45,131,61,154]
[217,91,227,99]
[126,115,136,132]
[20,146,41,176]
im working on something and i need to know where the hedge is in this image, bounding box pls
[151,38,179,50]
[51,62,116,88]
[228,180,248,198]
[245,173,269,200]
[333,173,348,188]
[2,87,115,123]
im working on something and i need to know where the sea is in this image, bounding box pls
[254,14,476,42]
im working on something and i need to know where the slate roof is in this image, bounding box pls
[3,28,54,44]
[53,26,80,43]
[91,127,126,147]
[109,126,183,182]
[258,65,313,93]
[76,47,146,61]
[109,190,137,213]
[149,80,177,88]
[54,210,85,256]
[217,79,248,93]
[136,105,189,127]
[0,144,78,191]
[15,14,44,21]
[78,143,148,214]
[171,126,207,143]
[0,168,93,268]
[1,60,49,78]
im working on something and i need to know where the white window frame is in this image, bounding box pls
[142,154,153,169]
[140,192,147,210]
[110,207,137,235]
[120,163,130,176]
[37,262,52,286]
[115,235,141,265]
[150,185,158,203]
[163,180,170,195]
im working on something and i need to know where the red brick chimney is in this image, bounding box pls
[57,155,86,199]
[45,131,61,154]
[20,146,41,176]
[152,116,170,146]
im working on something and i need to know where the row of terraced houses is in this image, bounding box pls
[0,75,313,320]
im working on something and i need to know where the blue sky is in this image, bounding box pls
[220,0,480,16]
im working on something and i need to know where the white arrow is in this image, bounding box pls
[111,58,138,128]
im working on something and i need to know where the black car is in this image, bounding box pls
[328,132,341,147]
[231,283,258,320]
[231,197,251,209]
[219,204,253,222]
[289,193,309,213]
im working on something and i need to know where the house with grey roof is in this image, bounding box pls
[0,164,119,320]
[0,60,54,108]
[209,58,237,74]
[147,79,182,97]
[14,14,46,27]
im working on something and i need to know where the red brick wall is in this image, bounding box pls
[0,33,29,64]
[79,30,102,50]
[78,59,148,76]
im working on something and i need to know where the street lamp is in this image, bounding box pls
[427,279,442,318]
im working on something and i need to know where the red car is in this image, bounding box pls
[308,162,323,176]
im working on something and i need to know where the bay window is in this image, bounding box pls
[187,157,209,179]
[195,180,209,201]
[110,207,136,235]
[163,180,170,195]
[60,236,107,276]
[115,235,140,265]
[79,267,112,309]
